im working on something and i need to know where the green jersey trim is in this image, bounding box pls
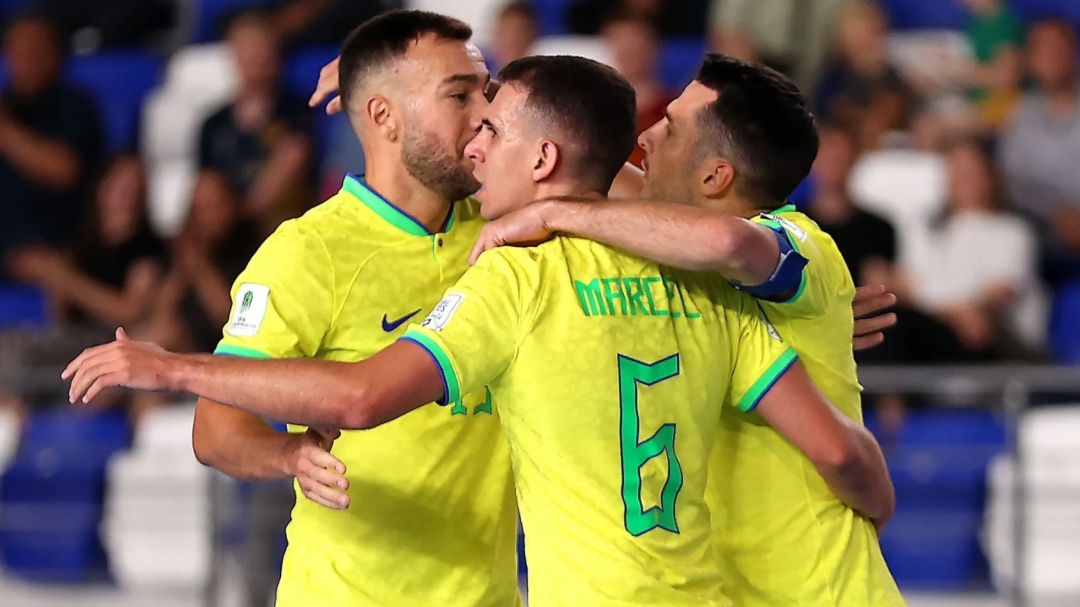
[737,348,799,413]
[341,173,458,237]
[213,344,273,359]
[399,331,461,405]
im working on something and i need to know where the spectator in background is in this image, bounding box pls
[807,122,896,285]
[489,1,537,73]
[37,0,176,52]
[0,11,102,277]
[1000,19,1080,284]
[197,9,313,237]
[816,0,913,150]
[910,142,1046,359]
[0,156,165,421]
[269,0,384,49]
[809,123,971,367]
[10,156,165,327]
[709,0,850,98]
[144,172,261,356]
[568,0,709,38]
[603,15,674,167]
[956,0,1025,131]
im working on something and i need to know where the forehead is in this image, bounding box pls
[485,83,528,122]
[404,35,483,82]
[668,81,718,119]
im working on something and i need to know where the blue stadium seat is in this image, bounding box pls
[1050,281,1080,364]
[659,38,705,93]
[65,51,164,154]
[0,410,130,582]
[282,45,337,103]
[192,0,279,43]
[283,45,340,163]
[1010,0,1080,23]
[0,285,47,329]
[879,510,988,590]
[532,0,576,36]
[874,408,1004,589]
[878,0,971,30]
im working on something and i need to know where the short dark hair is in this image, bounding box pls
[338,10,472,109]
[498,55,637,194]
[693,53,818,208]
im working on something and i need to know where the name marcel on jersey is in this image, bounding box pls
[574,276,701,319]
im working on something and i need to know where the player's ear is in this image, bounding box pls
[699,157,736,199]
[366,95,398,143]
[532,139,559,183]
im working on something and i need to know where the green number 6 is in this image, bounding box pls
[618,353,683,536]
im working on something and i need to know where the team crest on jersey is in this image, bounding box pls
[420,293,465,332]
[226,283,270,337]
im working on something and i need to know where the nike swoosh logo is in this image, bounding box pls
[382,309,422,332]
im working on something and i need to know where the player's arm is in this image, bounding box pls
[65,250,529,431]
[728,301,894,528]
[756,365,895,527]
[63,329,442,430]
[472,198,789,288]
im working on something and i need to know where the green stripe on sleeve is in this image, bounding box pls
[214,344,273,359]
[399,331,462,405]
[737,348,799,413]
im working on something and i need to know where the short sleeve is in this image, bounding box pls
[398,249,534,405]
[214,220,334,360]
[725,299,799,413]
[748,213,832,318]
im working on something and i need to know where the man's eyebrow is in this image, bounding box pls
[441,73,481,86]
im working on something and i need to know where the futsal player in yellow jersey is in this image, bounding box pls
[188,13,520,607]
[470,55,905,606]
[65,56,894,607]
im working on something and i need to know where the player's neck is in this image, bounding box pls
[534,182,599,202]
[699,195,760,220]
[364,156,454,233]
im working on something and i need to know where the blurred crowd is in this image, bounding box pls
[0,0,1078,425]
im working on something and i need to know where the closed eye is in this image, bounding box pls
[482,119,497,136]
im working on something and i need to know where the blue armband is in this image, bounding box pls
[731,226,808,302]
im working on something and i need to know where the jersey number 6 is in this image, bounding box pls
[618,353,683,537]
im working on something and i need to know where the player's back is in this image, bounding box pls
[417,236,797,607]
[708,206,904,607]
[216,176,520,607]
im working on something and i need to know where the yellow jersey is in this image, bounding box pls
[215,175,520,607]
[402,237,798,607]
[707,204,904,607]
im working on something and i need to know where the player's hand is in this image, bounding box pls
[309,56,342,115]
[852,284,897,351]
[62,328,177,404]
[468,201,559,265]
[289,428,351,510]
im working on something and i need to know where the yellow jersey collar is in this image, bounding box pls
[341,173,457,236]
[771,202,798,215]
